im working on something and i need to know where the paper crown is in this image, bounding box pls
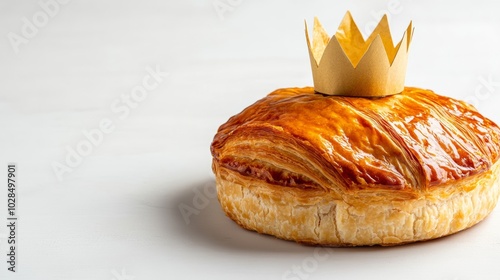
[306,11,413,97]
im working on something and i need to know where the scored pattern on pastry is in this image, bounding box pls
[211,87,500,196]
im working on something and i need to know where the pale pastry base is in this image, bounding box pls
[213,160,500,246]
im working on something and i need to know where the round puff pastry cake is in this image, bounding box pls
[210,87,500,246]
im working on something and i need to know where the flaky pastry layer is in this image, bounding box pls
[214,160,500,246]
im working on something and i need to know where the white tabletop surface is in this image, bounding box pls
[1,0,500,279]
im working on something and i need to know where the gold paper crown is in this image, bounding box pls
[306,11,413,97]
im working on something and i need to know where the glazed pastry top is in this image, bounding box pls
[211,87,500,192]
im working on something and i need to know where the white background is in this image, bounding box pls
[1,0,500,279]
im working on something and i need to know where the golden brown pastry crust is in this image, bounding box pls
[210,87,500,246]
